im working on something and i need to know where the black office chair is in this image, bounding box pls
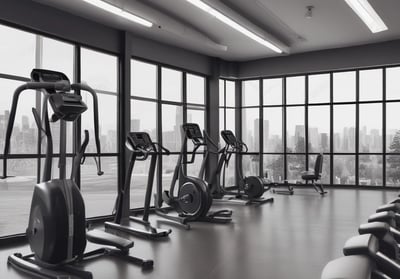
[301,153,327,195]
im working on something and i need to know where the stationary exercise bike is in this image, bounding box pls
[3,69,152,279]
[211,130,273,205]
[156,123,232,228]
[105,132,172,238]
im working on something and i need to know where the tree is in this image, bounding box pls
[388,130,400,183]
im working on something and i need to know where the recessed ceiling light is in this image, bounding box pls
[82,0,153,28]
[344,0,388,33]
[186,0,283,53]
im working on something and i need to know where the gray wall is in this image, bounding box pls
[239,39,400,78]
[0,0,215,76]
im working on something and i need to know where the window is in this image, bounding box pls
[243,155,260,177]
[386,67,400,100]
[308,74,330,104]
[333,71,356,102]
[386,103,400,153]
[80,48,118,217]
[242,108,259,152]
[359,69,382,101]
[359,155,382,186]
[239,66,394,187]
[131,60,157,99]
[286,76,305,104]
[187,74,205,105]
[334,155,355,185]
[131,100,157,139]
[264,155,284,182]
[308,106,330,153]
[286,106,305,153]
[162,104,183,152]
[263,107,283,152]
[242,80,259,107]
[359,103,382,153]
[263,78,282,105]
[161,67,182,102]
[42,37,74,81]
[333,105,355,153]
[226,80,235,107]
[0,24,35,77]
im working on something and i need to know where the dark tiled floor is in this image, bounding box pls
[0,188,398,279]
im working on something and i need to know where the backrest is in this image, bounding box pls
[314,153,323,176]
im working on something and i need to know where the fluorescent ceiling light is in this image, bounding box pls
[186,0,283,53]
[82,0,153,28]
[344,0,387,33]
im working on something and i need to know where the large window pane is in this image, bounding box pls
[226,80,235,107]
[0,159,36,236]
[42,37,74,81]
[0,79,37,154]
[263,107,283,152]
[387,102,400,153]
[243,155,260,177]
[308,155,330,184]
[333,155,355,185]
[386,67,400,100]
[0,24,35,77]
[81,48,117,92]
[242,80,259,107]
[131,60,157,99]
[386,155,400,186]
[162,104,183,152]
[81,157,117,218]
[287,155,305,180]
[263,78,282,105]
[219,108,225,143]
[359,155,382,186]
[308,106,330,153]
[286,106,305,153]
[264,155,284,182]
[226,108,235,133]
[308,74,330,104]
[131,100,157,139]
[81,92,117,153]
[286,76,305,105]
[242,108,259,152]
[161,68,182,102]
[219,79,225,107]
[333,104,355,153]
[359,69,382,101]
[359,103,382,153]
[187,74,205,105]
[333,71,356,102]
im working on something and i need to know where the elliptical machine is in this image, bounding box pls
[105,132,172,238]
[156,123,232,228]
[210,130,273,205]
[3,69,152,279]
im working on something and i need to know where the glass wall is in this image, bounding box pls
[131,59,206,207]
[241,67,399,187]
[0,24,78,236]
[219,79,236,186]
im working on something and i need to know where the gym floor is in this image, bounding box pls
[0,188,398,279]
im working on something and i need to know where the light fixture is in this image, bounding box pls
[344,0,387,33]
[82,0,153,28]
[185,0,283,53]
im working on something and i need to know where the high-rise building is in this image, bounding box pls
[131,119,140,132]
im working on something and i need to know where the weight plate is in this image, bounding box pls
[244,176,264,199]
[177,182,203,216]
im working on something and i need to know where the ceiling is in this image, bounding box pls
[32,0,400,61]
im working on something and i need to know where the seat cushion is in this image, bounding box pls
[302,174,318,180]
